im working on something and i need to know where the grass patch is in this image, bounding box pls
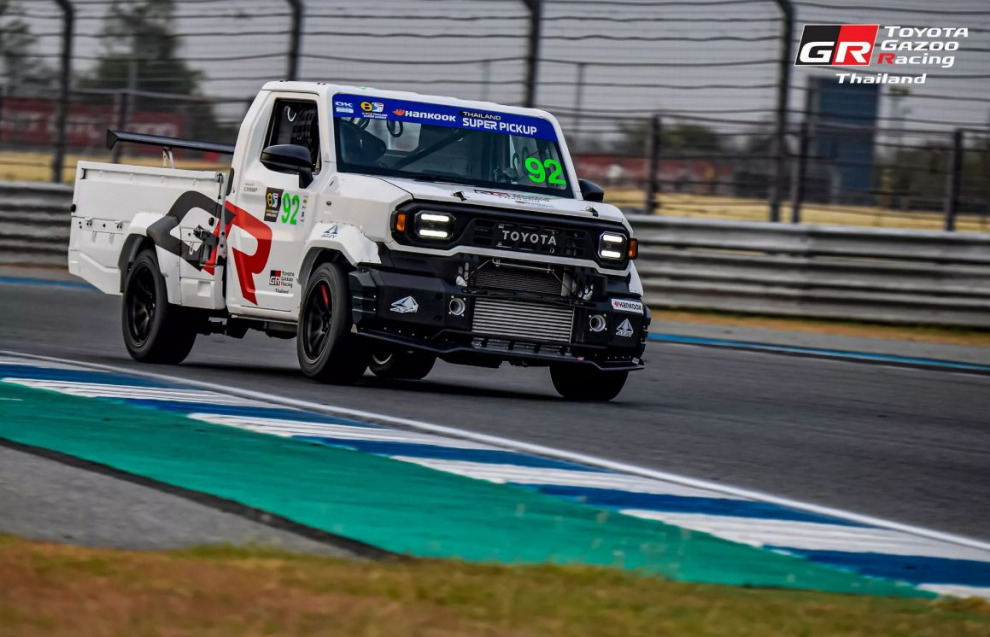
[0,535,987,636]
[654,308,990,349]
[0,150,225,183]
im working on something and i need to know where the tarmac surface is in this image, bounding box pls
[1,278,988,542]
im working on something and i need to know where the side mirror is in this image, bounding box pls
[578,178,605,203]
[260,144,314,188]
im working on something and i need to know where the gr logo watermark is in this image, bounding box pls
[795,24,879,66]
[794,24,969,84]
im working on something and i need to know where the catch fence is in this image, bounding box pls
[0,0,987,229]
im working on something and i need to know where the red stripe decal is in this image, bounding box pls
[224,199,272,305]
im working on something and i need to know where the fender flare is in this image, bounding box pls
[116,233,152,292]
[298,222,382,289]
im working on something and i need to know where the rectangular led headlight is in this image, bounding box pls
[415,211,454,240]
[598,231,627,261]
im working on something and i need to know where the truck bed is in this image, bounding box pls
[69,161,228,302]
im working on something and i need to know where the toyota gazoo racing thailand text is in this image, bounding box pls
[68,82,649,401]
[795,24,969,84]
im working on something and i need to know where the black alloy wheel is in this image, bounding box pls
[296,262,370,384]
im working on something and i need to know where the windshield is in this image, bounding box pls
[331,93,574,198]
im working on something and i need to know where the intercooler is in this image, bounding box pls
[471,298,574,343]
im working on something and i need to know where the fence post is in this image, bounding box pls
[521,0,543,108]
[768,0,794,222]
[481,59,491,101]
[285,0,303,80]
[644,115,661,215]
[111,89,129,164]
[790,119,809,224]
[51,0,75,183]
[944,128,964,232]
[0,84,5,145]
[572,62,586,148]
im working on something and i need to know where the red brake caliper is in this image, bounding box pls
[319,284,330,307]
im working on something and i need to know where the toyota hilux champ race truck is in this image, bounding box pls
[68,82,649,400]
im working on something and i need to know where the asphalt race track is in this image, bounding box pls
[2,280,988,541]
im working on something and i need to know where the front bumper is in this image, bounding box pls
[348,265,649,371]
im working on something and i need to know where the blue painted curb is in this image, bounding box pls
[0,276,94,291]
[649,333,990,374]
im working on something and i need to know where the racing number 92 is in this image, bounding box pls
[281,193,300,225]
[524,158,566,186]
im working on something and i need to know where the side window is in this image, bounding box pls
[263,99,321,172]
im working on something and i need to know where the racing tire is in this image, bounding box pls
[296,263,370,384]
[121,249,198,364]
[550,364,628,402]
[369,346,436,380]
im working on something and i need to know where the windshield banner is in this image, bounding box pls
[332,93,558,141]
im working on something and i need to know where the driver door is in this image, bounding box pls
[230,96,323,316]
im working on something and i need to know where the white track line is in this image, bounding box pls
[189,413,493,450]
[3,348,989,554]
[920,584,990,599]
[392,456,728,498]
[4,379,268,407]
[623,511,990,561]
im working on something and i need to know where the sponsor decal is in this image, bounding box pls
[332,93,558,141]
[611,298,644,314]
[460,110,502,121]
[321,223,339,238]
[473,189,554,205]
[474,189,514,199]
[615,318,634,339]
[794,24,968,85]
[269,269,295,294]
[334,100,354,114]
[390,296,419,314]
[394,108,456,122]
[263,188,283,222]
[264,188,306,225]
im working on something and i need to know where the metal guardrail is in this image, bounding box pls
[0,182,73,267]
[1,182,988,327]
[629,216,990,327]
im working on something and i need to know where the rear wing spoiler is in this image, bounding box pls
[106,129,235,155]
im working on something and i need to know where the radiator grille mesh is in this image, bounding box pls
[473,267,563,296]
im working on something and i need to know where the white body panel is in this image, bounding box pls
[69,162,227,309]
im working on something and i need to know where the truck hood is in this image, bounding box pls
[377,176,630,228]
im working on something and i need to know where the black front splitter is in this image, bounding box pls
[356,329,644,372]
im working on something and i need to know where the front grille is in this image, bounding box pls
[473,266,563,296]
[469,219,590,259]
[472,299,574,343]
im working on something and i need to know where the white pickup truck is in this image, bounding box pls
[69,82,649,401]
